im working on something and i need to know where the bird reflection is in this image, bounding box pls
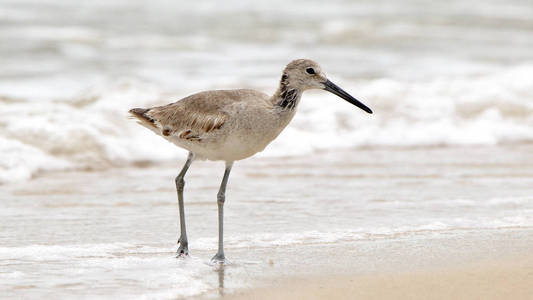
[215,264,225,296]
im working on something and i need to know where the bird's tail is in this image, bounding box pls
[128,108,157,129]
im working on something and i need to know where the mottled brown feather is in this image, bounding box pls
[129,89,271,142]
[143,90,252,140]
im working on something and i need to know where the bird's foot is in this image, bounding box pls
[176,238,189,258]
[176,246,189,258]
[210,252,226,265]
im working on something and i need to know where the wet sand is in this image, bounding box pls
[1,145,532,299]
[224,254,533,300]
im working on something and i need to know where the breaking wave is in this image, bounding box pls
[1,64,532,183]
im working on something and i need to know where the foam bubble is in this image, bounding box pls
[0,243,216,299]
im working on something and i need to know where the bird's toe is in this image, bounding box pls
[210,253,226,265]
[176,246,189,258]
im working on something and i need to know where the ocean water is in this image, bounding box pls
[1,0,533,182]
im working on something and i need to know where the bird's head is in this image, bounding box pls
[281,59,372,114]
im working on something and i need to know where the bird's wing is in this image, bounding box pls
[130,89,267,141]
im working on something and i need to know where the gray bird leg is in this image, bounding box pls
[211,161,233,264]
[175,152,194,257]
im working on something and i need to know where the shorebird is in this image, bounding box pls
[129,59,372,264]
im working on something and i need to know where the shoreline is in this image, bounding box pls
[2,146,532,299]
[202,228,533,300]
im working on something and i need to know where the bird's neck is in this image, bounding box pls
[272,74,302,111]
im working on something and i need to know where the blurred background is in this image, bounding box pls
[1,0,532,182]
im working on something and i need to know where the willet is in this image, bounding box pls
[129,59,372,264]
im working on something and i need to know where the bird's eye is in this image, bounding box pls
[306,67,315,75]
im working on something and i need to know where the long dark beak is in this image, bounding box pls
[323,79,372,114]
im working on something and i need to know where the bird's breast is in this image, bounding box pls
[204,106,294,161]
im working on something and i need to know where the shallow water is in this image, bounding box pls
[1,146,532,298]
